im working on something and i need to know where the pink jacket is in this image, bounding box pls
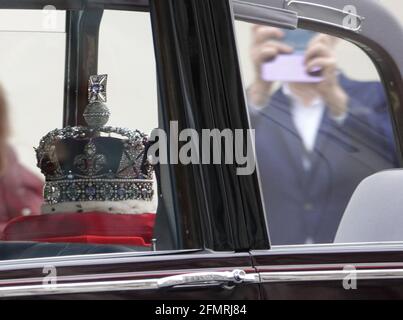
[0,148,43,234]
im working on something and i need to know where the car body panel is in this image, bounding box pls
[0,0,403,299]
[253,245,403,299]
[0,251,259,299]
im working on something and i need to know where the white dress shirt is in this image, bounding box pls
[283,85,325,153]
[282,84,347,171]
[248,83,348,171]
[249,84,348,245]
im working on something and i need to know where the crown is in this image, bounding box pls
[36,75,154,209]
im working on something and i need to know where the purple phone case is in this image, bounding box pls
[262,53,323,83]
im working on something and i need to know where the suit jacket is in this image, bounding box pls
[249,76,397,245]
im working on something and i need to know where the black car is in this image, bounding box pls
[0,0,403,300]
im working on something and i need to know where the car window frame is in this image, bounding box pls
[0,0,269,269]
[0,2,206,257]
[232,0,403,253]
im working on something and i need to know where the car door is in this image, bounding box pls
[0,0,267,299]
[232,0,403,299]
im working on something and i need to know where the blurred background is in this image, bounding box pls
[0,0,401,178]
[235,0,403,85]
[0,9,157,178]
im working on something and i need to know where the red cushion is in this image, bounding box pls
[2,212,156,247]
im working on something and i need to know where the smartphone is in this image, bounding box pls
[282,29,317,53]
[261,29,323,83]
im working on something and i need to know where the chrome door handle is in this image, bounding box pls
[157,269,257,288]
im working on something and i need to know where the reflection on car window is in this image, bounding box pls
[0,10,65,242]
[235,22,398,246]
[0,9,195,260]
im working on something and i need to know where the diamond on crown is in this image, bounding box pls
[88,74,107,103]
[36,74,154,206]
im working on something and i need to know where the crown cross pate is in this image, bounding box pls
[88,74,107,103]
[83,74,111,128]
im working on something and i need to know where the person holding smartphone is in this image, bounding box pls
[247,26,397,245]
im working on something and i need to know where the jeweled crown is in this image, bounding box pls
[36,75,154,206]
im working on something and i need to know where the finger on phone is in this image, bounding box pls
[306,57,336,74]
[265,41,294,53]
[304,43,331,63]
[257,42,294,62]
[253,26,285,44]
[309,33,333,47]
[257,47,279,63]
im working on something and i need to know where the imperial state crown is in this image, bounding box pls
[35,74,155,214]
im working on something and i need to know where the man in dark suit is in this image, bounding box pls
[247,26,397,245]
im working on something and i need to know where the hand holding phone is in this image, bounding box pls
[261,29,324,83]
[248,26,294,106]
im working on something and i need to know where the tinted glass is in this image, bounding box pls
[235,20,398,246]
[0,9,198,261]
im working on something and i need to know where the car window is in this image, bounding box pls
[234,13,400,246]
[98,10,158,133]
[0,8,202,261]
[0,9,65,178]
